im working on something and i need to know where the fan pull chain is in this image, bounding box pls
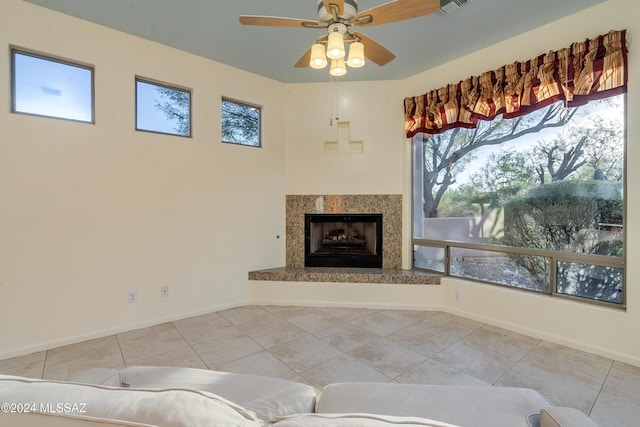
[330,76,334,126]
[329,76,340,126]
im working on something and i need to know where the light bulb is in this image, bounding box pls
[347,42,365,68]
[330,58,347,76]
[326,31,345,59]
[309,43,327,69]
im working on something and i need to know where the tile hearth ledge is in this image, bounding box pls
[248,267,442,285]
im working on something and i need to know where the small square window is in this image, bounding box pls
[221,97,261,147]
[136,78,191,137]
[11,48,94,123]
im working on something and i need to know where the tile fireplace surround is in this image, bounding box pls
[249,194,441,285]
[287,194,402,269]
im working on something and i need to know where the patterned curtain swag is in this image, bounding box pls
[404,29,628,138]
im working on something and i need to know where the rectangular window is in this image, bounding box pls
[221,97,261,147]
[450,247,550,293]
[557,260,623,304]
[412,95,625,307]
[413,245,445,273]
[11,48,94,123]
[136,78,191,137]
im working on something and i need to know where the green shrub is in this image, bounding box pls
[502,180,622,254]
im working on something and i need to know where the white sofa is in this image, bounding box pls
[0,366,598,427]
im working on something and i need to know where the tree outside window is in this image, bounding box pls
[221,98,261,147]
[413,95,625,305]
[136,78,191,137]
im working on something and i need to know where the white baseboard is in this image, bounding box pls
[0,299,250,361]
[442,305,640,368]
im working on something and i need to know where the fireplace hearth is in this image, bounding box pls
[305,213,383,268]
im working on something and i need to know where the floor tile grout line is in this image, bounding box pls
[388,354,432,383]
[171,318,226,370]
[114,333,128,368]
[257,311,400,387]
[490,338,542,387]
[117,323,185,367]
[587,359,614,417]
[189,321,270,372]
[41,350,49,379]
[290,345,393,390]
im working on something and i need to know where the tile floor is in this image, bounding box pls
[1,305,639,426]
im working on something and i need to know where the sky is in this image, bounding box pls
[13,51,187,135]
[449,96,625,188]
[13,52,92,122]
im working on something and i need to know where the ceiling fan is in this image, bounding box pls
[239,0,440,76]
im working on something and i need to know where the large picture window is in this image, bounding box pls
[412,96,625,306]
[408,30,627,307]
[11,48,94,123]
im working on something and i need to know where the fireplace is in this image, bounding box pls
[305,213,383,268]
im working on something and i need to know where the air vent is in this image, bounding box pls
[438,0,471,16]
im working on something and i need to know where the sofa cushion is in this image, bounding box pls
[317,383,551,427]
[119,366,316,421]
[0,375,261,427]
[540,407,598,427]
[267,413,460,426]
[1,411,155,427]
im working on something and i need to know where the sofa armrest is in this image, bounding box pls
[540,407,599,427]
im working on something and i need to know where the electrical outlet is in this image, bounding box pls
[454,291,461,302]
[160,286,169,297]
[128,290,137,303]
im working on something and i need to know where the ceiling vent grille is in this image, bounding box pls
[438,0,471,16]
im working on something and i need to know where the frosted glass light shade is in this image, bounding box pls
[326,31,345,59]
[347,42,365,68]
[309,43,328,69]
[330,57,347,76]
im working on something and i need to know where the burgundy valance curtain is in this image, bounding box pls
[404,29,628,138]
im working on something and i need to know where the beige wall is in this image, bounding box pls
[285,81,405,196]
[0,0,287,358]
[3,0,640,367]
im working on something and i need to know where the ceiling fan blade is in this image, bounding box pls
[352,32,396,66]
[294,47,312,68]
[239,15,317,28]
[322,0,344,17]
[355,0,440,26]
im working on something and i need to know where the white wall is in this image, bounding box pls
[0,0,287,358]
[285,81,405,196]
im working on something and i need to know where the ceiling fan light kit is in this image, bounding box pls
[239,0,440,77]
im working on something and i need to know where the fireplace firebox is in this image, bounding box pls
[304,213,383,268]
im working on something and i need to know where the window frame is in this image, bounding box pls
[221,96,262,148]
[135,76,192,138]
[410,98,627,310]
[10,47,95,123]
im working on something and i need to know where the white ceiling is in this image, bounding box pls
[24,0,604,83]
